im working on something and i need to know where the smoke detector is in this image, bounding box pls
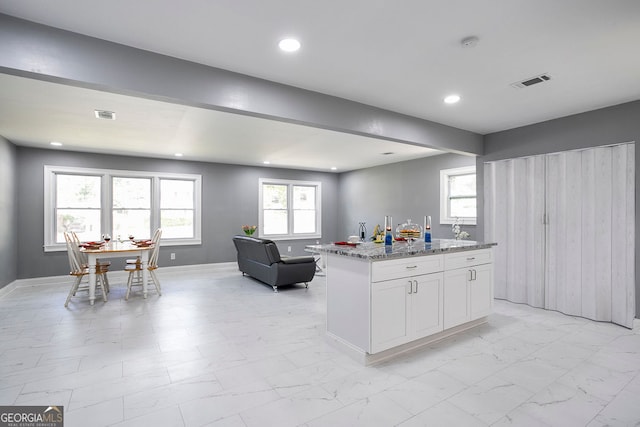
[94,109,116,120]
[511,73,552,89]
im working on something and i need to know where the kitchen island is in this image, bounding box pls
[309,239,497,365]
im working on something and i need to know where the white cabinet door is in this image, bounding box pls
[371,278,411,353]
[371,272,444,354]
[443,268,469,329]
[411,273,444,339]
[470,263,493,320]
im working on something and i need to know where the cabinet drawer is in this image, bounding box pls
[444,249,492,270]
[372,254,444,282]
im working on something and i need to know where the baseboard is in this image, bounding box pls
[156,261,237,275]
[326,317,488,366]
[0,279,21,299]
[0,262,239,298]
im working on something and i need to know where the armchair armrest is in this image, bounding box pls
[280,256,315,264]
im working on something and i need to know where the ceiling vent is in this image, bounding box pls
[511,73,551,89]
[94,109,116,120]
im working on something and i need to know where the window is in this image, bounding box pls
[259,178,321,239]
[112,176,151,241]
[440,166,476,225]
[55,174,101,243]
[44,166,201,251]
[160,179,195,239]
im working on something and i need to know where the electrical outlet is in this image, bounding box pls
[170,253,176,260]
[287,246,292,252]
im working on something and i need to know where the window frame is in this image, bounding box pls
[258,178,322,240]
[439,165,477,225]
[44,165,202,252]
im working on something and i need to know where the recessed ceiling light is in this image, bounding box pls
[330,166,337,171]
[50,141,63,146]
[444,94,461,104]
[174,153,183,157]
[263,161,271,165]
[381,152,394,156]
[278,38,301,52]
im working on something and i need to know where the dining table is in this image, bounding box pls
[81,241,153,305]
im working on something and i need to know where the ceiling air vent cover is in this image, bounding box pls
[511,73,551,89]
[94,109,116,120]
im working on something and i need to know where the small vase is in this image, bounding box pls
[384,215,393,247]
[424,215,431,243]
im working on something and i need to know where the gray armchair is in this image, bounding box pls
[232,235,316,292]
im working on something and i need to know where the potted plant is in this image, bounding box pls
[242,225,257,236]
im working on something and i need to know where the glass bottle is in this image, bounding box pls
[424,215,432,243]
[384,215,393,246]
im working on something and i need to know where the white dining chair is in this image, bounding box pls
[64,232,108,307]
[71,231,111,293]
[124,228,162,266]
[124,228,162,300]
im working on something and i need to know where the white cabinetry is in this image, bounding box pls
[371,271,443,354]
[412,273,446,339]
[470,263,493,319]
[443,250,493,329]
[443,267,469,329]
[324,246,494,363]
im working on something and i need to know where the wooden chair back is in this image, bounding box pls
[148,228,162,269]
[64,232,85,275]
[70,231,88,265]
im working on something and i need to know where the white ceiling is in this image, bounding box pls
[0,74,439,171]
[1,0,639,170]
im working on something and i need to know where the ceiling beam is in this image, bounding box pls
[0,13,482,156]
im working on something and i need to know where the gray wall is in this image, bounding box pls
[0,12,486,283]
[479,100,640,317]
[11,145,475,280]
[16,147,340,279]
[338,153,477,241]
[0,13,481,155]
[0,137,17,288]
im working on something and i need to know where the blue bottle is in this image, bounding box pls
[385,229,393,246]
[384,215,393,248]
[424,215,432,243]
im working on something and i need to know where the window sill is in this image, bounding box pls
[258,234,322,241]
[43,238,202,252]
[440,218,477,226]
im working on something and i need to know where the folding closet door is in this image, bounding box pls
[484,155,545,307]
[546,144,635,327]
[485,143,635,328]
[611,143,635,327]
[545,149,591,318]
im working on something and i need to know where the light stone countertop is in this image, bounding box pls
[306,238,496,261]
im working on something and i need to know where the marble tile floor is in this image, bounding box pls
[1,264,639,427]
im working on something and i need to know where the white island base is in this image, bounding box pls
[321,240,494,366]
[327,315,488,366]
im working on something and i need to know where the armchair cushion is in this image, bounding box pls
[232,235,316,292]
[281,256,315,265]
